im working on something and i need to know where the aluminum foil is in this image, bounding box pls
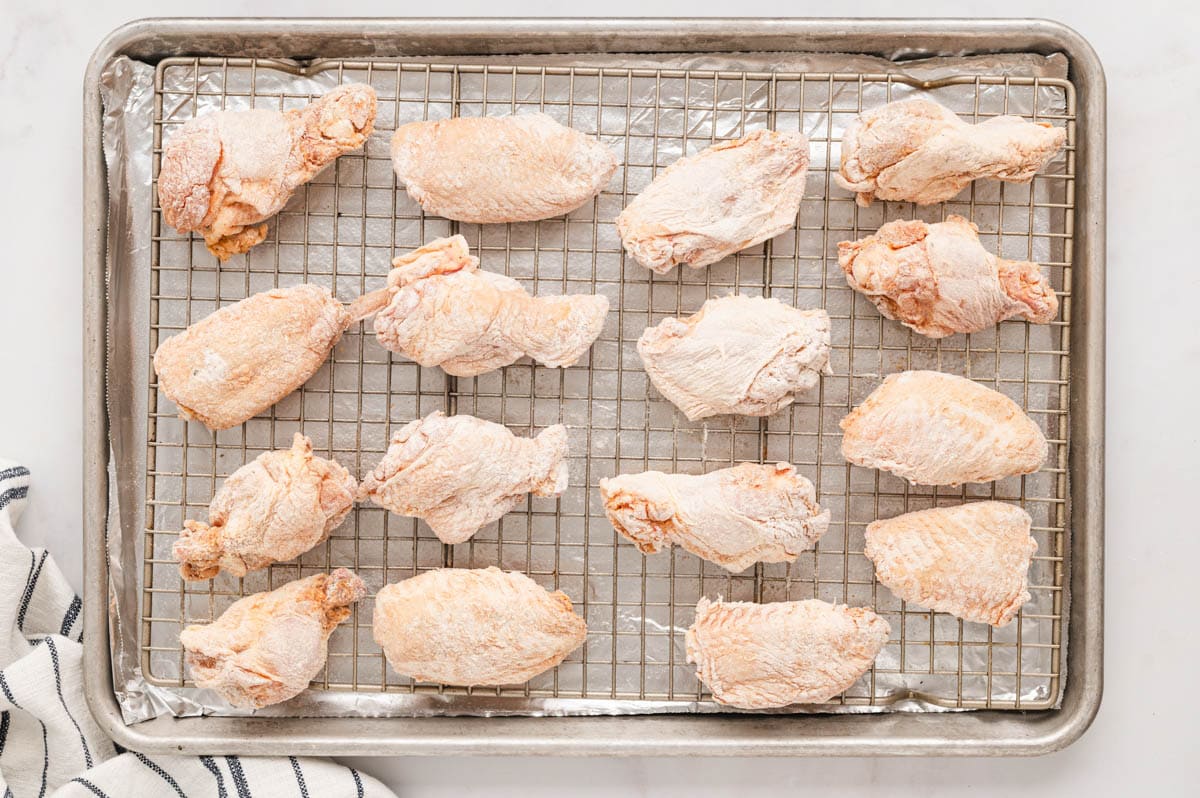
[102,50,1071,724]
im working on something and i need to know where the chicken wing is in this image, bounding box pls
[391,113,617,223]
[599,462,830,573]
[373,567,587,685]
[686,598,890,709]
[840,371,1047,486]
[617,129,810,273]
[358,412,568,544]
[836,98,1066,206]
[153,283,366,430]
[172,433,357,581]
[362,236,608,377]
[838,215,1059,338]
[865,502,1037,627]
[638,295,830,421]
[179,569,365,709]
[159,83,377,260]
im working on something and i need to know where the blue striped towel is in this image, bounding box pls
[0,461,396,798]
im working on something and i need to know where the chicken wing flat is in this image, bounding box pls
[372,567,587,686]
[617,129,810,273]
[838,215,1059,338]
[365,236,608,377]
[180,569,365,709]
[358,412,568,544]
[153,283,353,430]
[159,83,377,260]
[841,370,1047,486]
[638,295,830,421]
[836,98,1066,206]
[599,462,830,573]
[173,433,357,581]
[686,598,890,709]
[391,113,617,223]
[865,502,1036,627]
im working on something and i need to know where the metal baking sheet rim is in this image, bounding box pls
[81,17,1105,757]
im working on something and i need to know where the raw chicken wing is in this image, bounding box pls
[838,215,1059,337]
[638,295,830,420]
[373,567,587,685]
[358,412,568,544]
[599,462,830,572]
[841,371,1047,485]
[180,569,365,709]
[865,501,1036,626]
[686,598,890,708]
[364,236,608,377]
[173,433,357,581]
[159,84,377,260]
[391,113,617,223]
[836,98,1065,206]
[617,129,810,273]
[153,283,367,430]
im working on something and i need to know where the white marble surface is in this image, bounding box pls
[1,0,1196,794]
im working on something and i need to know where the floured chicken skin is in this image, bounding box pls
[173,433,357,581]
[638,295,830,421]
[361,236,608,377]
[865,502,1037,627]
[359,412,568,544]
[180,569,365,709]
[838,215,1059,337]
[599,462,830,573]
[836,98,1066,206]
[686,598,890,709]
[841,370,1047,486]
[153,283,363,430]
[373,567,587,686]
[391,113,617,223]
[159,83,377,260]
[617,129,810,273]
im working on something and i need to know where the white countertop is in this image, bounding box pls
[2,0,1195,794]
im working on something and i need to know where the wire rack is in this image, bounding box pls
[141,56,1074,712]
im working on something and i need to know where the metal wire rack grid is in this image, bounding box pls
[141,56,1074,712]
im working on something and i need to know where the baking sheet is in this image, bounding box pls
[101,49,1072,723]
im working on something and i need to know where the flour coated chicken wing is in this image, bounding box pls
[617,129,810,273]
[686,598,890,709]
[838,215,1058,338]
[638,295,830,421]
[836,98,1065,206]
[390,113,617,223]
[172,433,357,581]
[153,283,358,430]
[372,567,587,685]
[840,370,1048,486]
[599,462,829,573]
[864,501,1037,626]
[180,569,365,709]
[363,236,608,377]
[158,83,377,260]
[358,412,569,544]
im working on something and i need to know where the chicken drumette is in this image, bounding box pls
[172,433,357,581]
[358,236,608,377]
[838,215,1059,338]
[180,569,365,709]
[600,462,829,573]
[159,83,377,260]
[836,98,1066,206]
[358,412,569,544]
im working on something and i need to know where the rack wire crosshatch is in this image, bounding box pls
[140,56,1074,713]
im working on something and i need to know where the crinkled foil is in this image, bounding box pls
[102,50,1070,724]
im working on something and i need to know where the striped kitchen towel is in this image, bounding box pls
[0,460,396,798]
